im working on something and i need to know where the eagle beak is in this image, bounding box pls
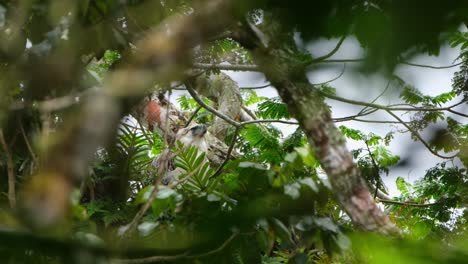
[190,125,207,137]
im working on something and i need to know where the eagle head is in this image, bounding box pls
[176,124,208,153]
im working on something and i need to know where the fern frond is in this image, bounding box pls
[117,122,152,178]
[173,144,219,193]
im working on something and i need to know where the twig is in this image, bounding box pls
[184,106,203,128]
[0,129,16,209]
[332,108,378,122]
[312,58,364,64]
[120,182,160,239]
[448,109,468,118]
[190,57,463,73]
[210,126,240,179]
[318,58,463,69]
[18,119,39,165]
[188,231,238,258]
[309,35,346,63]
[385,110,457,159]
[357,80,391,116]
[241,105,257,120]
[241,119,299,125]
[239,83,271,89]
[116,231,239,264]
[310,63,346,86]
[378,199,440,207]
[399,61,463,69]
[364,141,381,199]
[324,92,467,114]
[115,253,189,264]
[185,83,241,127]
[333,118,401,124]
[193,63,259,72]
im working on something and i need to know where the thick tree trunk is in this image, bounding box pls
[235,20,400,235]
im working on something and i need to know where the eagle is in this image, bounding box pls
[152,124,208,185]
[175,124,208,154]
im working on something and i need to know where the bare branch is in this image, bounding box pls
[399,61,463,69]
[189,231,238,258]
[241,105,257,120]
[324,92,467,113]
[318,58,463,69]
[378,199,440,207]
[18,119,39,165]
[310,63,346,86]
[241,119,299,125]
[193,63,259,72]
[310,35,346,63]
[116,231,239,264]
[185,83,241,127]
[448,109,468,118]
[210,126,240,179]
[184,106,203,128]
[240,83,272,89]
[385,110,457,159]
[334,118,402,124]
[115,253,189,264]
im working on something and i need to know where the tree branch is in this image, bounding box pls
[0,129,16,209]
[116,231,239,264]
[319,58,463,69]
[385,110,457,159]
[210,126,240,179]
[184,106,203,128]
[239,83,271,89]
[193,63,259,72]
[310,63,346,86]
[309,35,346,63]
[324,92,467,113]
[378,199,440,207]
[18,118,39,165]
[185,83,241,128]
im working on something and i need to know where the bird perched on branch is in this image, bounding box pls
[152,124,208,185]
[175,124,208,154]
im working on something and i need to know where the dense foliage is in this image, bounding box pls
[0,1,467,263]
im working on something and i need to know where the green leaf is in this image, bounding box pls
[318,84,336,96]
[270,218,294,244]
[372,146,400,167]
[242,89,267,106]
[366,134,382,146]
[400,85,425,104]
[134,185,155,205]
[173,144,219,193]
[295,145,319,168]
[314,217,339,233]
[256,97,290,120]
[339,126,365,141]
[431,91,455,105]
[396,177,411,196]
